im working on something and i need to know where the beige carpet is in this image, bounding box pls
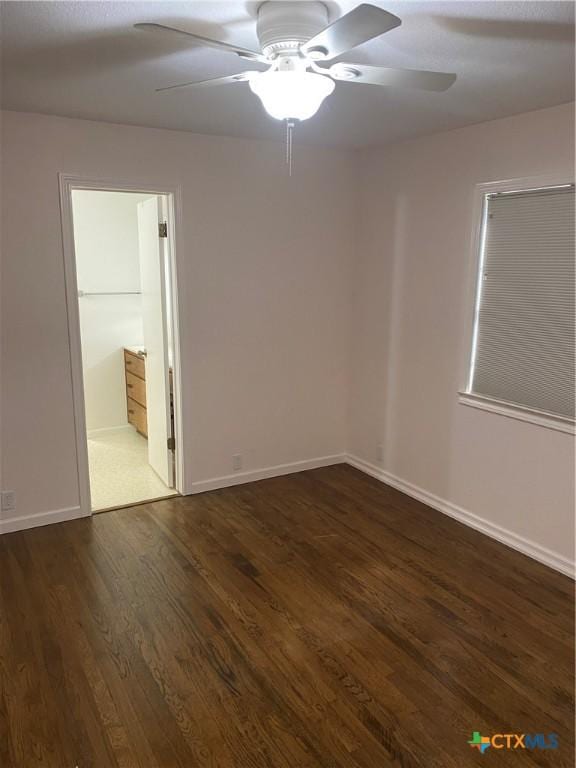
[87,426,177,511]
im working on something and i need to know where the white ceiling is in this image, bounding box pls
[1,1,574,147]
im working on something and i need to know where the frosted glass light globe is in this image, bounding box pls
[249,70,335,121]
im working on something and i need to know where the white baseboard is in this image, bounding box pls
[187,454,346,495]
[0,505,88,535]
[87,424,131,437]
[0,456,345,535]
[3,455,572,581]
[346,454,575,579]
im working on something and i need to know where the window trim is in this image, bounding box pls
[458,392,576,434]
[460,173,575,433]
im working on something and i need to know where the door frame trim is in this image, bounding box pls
[58,174,186,516]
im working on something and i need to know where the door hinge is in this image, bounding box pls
[167,436,176,451]
[158,222,168,238]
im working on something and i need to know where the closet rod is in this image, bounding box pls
[78,290,141,297]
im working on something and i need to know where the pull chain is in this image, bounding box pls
[285,119,295,176]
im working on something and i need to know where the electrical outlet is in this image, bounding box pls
[232,454,242,472]
[376,443,384,463]
[1,490,16,513]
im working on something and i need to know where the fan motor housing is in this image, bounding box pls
[257,1,329,57]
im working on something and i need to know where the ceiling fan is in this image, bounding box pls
[135,1,457,122]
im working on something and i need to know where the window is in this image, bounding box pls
[462,181,575,432]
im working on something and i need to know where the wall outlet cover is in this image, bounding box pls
[1,491,16,513]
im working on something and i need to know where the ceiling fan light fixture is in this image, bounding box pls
[249,70,335,121]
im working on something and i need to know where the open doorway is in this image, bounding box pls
[68,189,179,512]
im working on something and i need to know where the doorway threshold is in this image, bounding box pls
[93,492,181,515]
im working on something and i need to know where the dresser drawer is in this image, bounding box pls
[126,371,146,407]
[127,397,147,437]
[124,350,145,380]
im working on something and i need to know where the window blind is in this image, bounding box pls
[469,185,575,420]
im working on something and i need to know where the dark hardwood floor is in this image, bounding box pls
[0,464,573,767]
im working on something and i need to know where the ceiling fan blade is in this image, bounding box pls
[300,4,401,60]
[156,72,260,92]
[134,22,265,62]
[328,63,457,91]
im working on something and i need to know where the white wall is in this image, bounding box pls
[349,102,575,569]
[1,105,574,575]
[73,190,150,431]
[0,111,354,527]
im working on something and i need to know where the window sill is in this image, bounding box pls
[458,392,575,435]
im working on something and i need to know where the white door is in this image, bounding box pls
[137,196,173,487]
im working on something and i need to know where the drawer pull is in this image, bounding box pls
[126,359,133,365]
[128,409,134,414]
[127,383,133,389]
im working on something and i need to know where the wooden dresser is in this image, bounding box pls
[124,348,148,437]
[124,347,174,441]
